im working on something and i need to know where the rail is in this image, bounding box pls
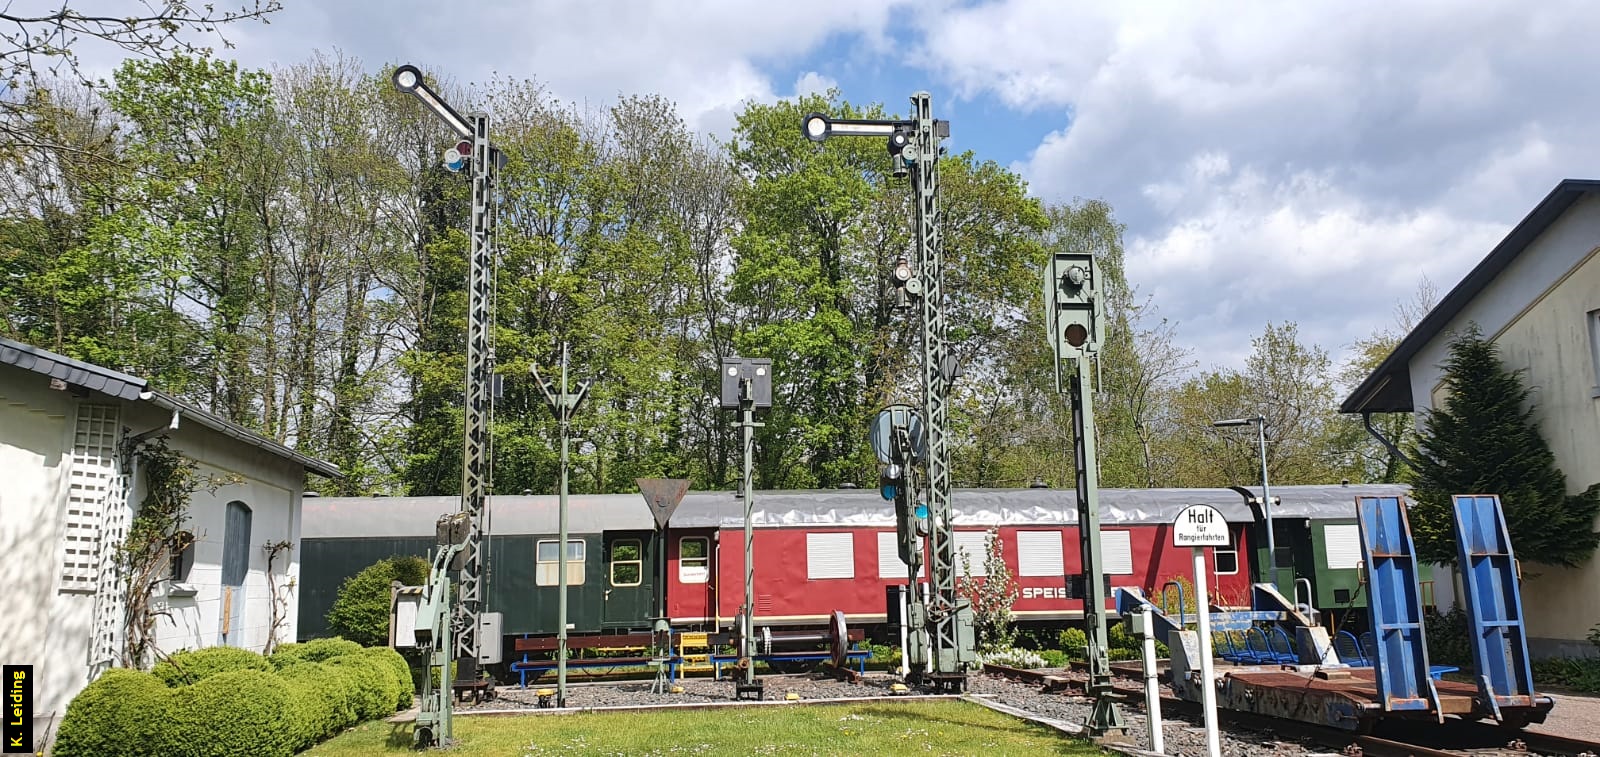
[979,663,1600,757]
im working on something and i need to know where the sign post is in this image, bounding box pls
[1174,504,1226,757]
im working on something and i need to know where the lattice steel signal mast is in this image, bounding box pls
[803,94,975,691]
[393,65,506,674]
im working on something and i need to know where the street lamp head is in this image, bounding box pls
[802,113,830,142]
[1212,417,1257,428]
[392,65,422,93]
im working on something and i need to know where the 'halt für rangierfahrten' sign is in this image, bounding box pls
[1173,504,1229,548]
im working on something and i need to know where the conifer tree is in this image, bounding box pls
[1409,324,1600,566]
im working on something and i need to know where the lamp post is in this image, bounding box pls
[1213,415,1276,587]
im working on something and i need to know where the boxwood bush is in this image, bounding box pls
[164,669,297,757]
[360,646,416,709]
[52,669,171,757]
[269,636,363,668]
[326,653,398,721]
[277,662,360,750]
[57,643,410,757]
[152,646,274,687]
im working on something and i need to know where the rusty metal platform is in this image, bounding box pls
[1216,666,1553,731]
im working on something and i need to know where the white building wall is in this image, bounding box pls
[0,370,84,734]
[1406,193,1600,657]
[1,366,313,749]
[120,400,305,658]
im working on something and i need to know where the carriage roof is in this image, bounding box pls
[301,483,1409,539]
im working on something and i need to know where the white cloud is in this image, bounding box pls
[915,0,1600,378]
[223,0,910,136]
[793,71,839,97]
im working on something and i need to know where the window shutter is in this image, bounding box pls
[1017,531,1064,577]
[1324,524,1363,570]
[1102,530,1134,575]
[807,532,854,579]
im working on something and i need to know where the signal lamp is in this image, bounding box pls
[1065,323,1088,348]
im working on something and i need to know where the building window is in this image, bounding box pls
[1213,531,1239,575]
[806,532,854,579]
[1588,309,1600,395]
[169,530,196,582]
[221,501,252,586]
[537,539,585,586]
[679,537,709,584]
[609,539,641,587]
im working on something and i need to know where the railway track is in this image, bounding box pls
[979,663,1600,757]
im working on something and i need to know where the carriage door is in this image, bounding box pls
[602,532,652,629]
[219,501,252,645]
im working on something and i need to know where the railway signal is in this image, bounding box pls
[391,62,506,740]
[636,477,690,693]
[532,342,590,708]
[723,356,771,699]
[803,93,975,692]
[1043,250,1126,736]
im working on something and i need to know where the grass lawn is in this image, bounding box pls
[302,699,1104,756]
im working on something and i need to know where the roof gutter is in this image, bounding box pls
[1362,412,1417,473]
[144,390,344,479]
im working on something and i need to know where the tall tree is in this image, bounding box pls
[0,2,281,148]
[1408,324,1600,567]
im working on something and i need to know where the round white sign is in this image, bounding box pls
[1174,504,1230,548]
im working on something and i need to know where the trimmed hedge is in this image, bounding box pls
[326,654,397,721]
[360,646,417,709]
[165,669,297,757]
[56,642,412,757]
[53,669,171,757]
[277,662,361,750]
[152,645,275,686]
[269,636,363,668]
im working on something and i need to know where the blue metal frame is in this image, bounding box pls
[1452,494,1539,720]
[1356,495,1443,716]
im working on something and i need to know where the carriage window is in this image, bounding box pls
[610,540,642,587]
[679,537,709,584]
[536,539,585,586]
[1214,531,1239,575]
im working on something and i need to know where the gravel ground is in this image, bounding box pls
[1527,690,1600,742]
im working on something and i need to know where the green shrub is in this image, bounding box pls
[327,654,398,721]
[1423,606,1471,667]
[1039,649,1070,668]
[152,646,273,687]
[53,669,171,757]
[277,662,360,749]
[327,555,431,646]
[164,669,296,757]
[1533,657,1600,692]
[1107,622,1139,651]
[866,642,903,670]
[361,646,417,709]
[1057,627,1087,654]
[270,636,363,668]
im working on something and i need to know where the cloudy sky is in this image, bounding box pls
[93,1,1600,388]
